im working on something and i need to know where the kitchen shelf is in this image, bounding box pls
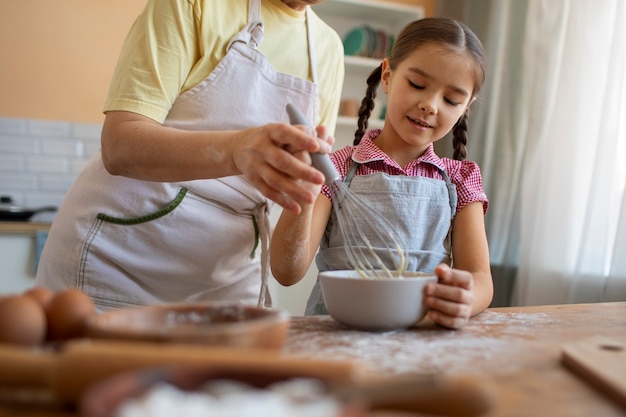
[313,0,424,31]
[344,55,381,73]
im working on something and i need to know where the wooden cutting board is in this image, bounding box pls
[561,336,626,409]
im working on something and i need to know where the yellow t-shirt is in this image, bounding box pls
[104,0,344,133]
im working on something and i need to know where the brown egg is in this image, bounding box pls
[0,294,47,346]
[23,286,55,309]
[45,289,96,341]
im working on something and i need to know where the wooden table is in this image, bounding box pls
[1,302,625,417]
[284,302,626,417]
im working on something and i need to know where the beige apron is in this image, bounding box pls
[36,0,319,311]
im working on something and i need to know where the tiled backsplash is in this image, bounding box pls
[0,117,102,209]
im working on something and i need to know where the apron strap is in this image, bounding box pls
[254,203,272,307]
[305,8,318,84]
[344,160,359,184]
[214,176,272,307]
[227,0,264,50]
[247,0,264,47]
[421,160,458,218]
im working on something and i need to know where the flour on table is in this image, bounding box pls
[284,312,557,376]
[116,379,342,417]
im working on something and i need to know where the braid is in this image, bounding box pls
[353,65,382,145]
[452,110,469,161]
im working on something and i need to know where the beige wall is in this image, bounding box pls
[0,1,146,124]
[0,0,433,124]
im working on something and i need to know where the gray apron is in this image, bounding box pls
[36,0,319,311]
[305,160,458,315]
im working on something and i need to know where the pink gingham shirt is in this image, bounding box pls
[322,129,489,214]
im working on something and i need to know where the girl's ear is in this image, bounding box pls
[459,96,477,117]
[465,96,477,111]
[381,58,392,94]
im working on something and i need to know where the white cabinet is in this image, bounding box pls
[0,224,49,295]
[0,235,37,294]
[312,0,424,147]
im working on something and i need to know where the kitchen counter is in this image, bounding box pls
[0,221,51,234]
[1,302,625,417]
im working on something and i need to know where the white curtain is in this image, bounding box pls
[516,0,626,304]
[439,0,626,305]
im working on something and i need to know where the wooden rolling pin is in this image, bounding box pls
[79,367,494,417]
[0,340,493,416]
[0,339,362,405]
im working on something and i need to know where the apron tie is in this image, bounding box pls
[254,202,272,307]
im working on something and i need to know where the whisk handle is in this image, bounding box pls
[310,153,341,186]
[286,104,340,185]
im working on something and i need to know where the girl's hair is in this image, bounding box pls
[353,17,487,160]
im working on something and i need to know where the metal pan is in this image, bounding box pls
[0,206,57,221]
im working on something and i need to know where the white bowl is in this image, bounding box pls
[319,270,437,331]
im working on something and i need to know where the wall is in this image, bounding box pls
[0,1,146,124]
[0,117,101,208]
[0,0,433,124]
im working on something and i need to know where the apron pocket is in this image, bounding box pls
[95,188,187,225]
[78,188,262,309]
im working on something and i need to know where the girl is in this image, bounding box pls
[270,17,493,329]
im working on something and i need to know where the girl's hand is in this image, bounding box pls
[423,264,474,329]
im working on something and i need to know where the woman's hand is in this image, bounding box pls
[233,123,334,214]
[423,264,474,329]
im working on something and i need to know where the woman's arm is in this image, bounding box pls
[101,111,331,213]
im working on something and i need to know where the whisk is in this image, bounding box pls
[286,104,409,279]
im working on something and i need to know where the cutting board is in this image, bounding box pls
[561,336,626,409]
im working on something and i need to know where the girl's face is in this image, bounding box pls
[380,43,476,154]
